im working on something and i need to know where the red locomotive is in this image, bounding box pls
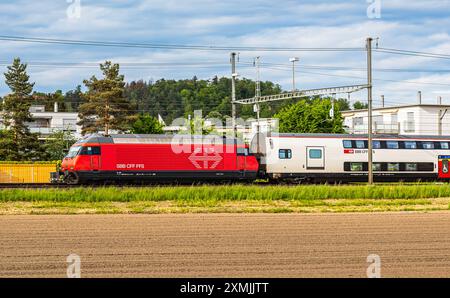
[58,134,259,184]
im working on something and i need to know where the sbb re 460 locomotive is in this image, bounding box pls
[56,134,259,184]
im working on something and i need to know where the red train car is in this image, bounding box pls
[58,134,259,184]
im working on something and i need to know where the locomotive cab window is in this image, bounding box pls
[66,146,81,158]
[279,149,292,159]
[80,146,101,155]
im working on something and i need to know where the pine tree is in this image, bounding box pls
[1,58,41,161]
[78,61,136,135]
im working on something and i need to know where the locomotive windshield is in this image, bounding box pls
[66,146,81,158]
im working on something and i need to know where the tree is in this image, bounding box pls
[64,85,83,112]
[274,98,345,133]
[0,130,17,160]
[353,101,368,110]
[1,58,41,160]
[131,114,164,134]
[42,130,77,161]
[31,90,65,112]
[78,61,136,135]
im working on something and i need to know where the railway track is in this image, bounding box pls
[0,181,445,189]
[0,181,266,189]
[0,183,77,189]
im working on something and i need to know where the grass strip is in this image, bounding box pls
[1,184,450,214]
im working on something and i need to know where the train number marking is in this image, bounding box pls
[116,164,145,169]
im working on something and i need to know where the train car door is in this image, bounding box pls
[89,146,101,171]
[438,155,450,179]
[306,147,325,170]
[236,147,248,172]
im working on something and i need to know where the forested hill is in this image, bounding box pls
[25,76,283,123]
[124,76,284,123]
[25,76,356,124]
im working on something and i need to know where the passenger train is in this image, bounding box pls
[55,133,450,184]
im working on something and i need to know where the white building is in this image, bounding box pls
[342,104,450,135]
[1,104,81,139]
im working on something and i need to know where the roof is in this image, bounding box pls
[342,104,450,114]
[271,133,450,140]
[76,134,244,144]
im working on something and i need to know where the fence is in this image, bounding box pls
[0,164,57,183]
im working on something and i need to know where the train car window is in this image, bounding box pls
[355,140,365,149]
[372,141,381,149]
[422,142,434,149]
[343,140,352,148]
[388,163,400,171]
[372,163,382,171]
[417,163,434,171]
[404,141,417,149]
[345,162,434,172]
[309,149,322,159]
[350,163,363,172]
[278,149,292,159]
[405,163,418,171]
[441,142,449,149]
[386,141,399,149]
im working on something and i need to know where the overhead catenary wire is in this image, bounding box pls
[0,35,365,52]
[375,47,450,60]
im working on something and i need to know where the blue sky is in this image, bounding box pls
[1,0,450,107]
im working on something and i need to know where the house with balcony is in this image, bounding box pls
[0,104,81,139]
[342,104,450,136]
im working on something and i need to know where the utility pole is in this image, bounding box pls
[439,109,448,136]
[254,56,261,120]
[231,52,237,138]
[289,57,299,91]
[254,56,261,153]
[105,99,110,136]
[367,37,373,185]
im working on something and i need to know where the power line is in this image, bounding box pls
[240,61,450,73]
[0,35,364,52]
[256,65,450,87]
[375,48,450,60]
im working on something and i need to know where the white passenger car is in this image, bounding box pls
[253,134,450,182]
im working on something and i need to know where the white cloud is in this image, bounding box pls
[0,0,449,107]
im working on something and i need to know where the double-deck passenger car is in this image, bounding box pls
[254,133,450,183]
